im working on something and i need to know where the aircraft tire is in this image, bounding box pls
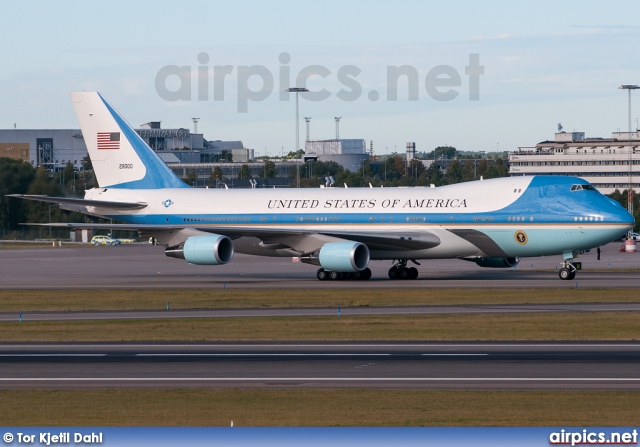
[388,267,399,280]
[400,268,410,279]
[317,269,328,281]
[408,267,418,280]
[329,271,340,280]
[362,268,372,280]
[558,268,571,280]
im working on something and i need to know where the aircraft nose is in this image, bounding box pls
[616,207,635,229]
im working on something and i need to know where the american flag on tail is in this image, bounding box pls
[97,132,120,150]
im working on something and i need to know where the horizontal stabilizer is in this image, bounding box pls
[7,194,148,210]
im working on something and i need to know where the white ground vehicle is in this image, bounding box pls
[91,235,120,246]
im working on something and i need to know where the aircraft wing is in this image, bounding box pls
[23,221,441,253]
[6,194,148,210]
[172,225,441,252]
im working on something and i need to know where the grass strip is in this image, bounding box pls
[1,288,639,312]
[1,389,639,426]
[2,312,640,342]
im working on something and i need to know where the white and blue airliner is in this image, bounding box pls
[10,92,635,281]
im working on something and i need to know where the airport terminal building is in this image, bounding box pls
[0,122,249,170]
[303,139,369,172]
[0,128,365,181]
[509,130,640,194]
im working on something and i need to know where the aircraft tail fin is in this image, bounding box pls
[71,92,189,189]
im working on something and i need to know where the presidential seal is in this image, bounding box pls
[514,230,528,245]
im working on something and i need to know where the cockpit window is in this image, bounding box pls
[571,184,596,191]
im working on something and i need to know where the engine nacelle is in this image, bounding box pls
[165,234,234,265]
[473,257,520,268]
[319,241,370,272]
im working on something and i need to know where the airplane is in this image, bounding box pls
[8,92,635,281]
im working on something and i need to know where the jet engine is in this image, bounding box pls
[318,241,370,272]
[471,257,520,268]
[165,234,234,265]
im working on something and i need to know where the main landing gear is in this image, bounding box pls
[388,259,419,280]
[316,268,372,281]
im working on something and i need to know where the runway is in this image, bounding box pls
[0,342,639,390]
[0,241,638,289]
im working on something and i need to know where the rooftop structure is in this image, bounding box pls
[304,139,367,156]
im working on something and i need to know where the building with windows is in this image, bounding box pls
[304,139,368,172]
[0,129,87,171]
[0,123,248,170]
[509,131,640,194]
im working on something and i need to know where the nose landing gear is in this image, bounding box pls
[558,252,581,280]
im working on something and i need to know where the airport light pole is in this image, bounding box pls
[384,158,387,182]
[286,88,309,153]
[48,204,55,239]
[619,84,639,226]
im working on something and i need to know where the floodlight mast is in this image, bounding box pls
[286,88,309,154]
[619,84,639,228]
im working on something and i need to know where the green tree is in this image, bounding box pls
[312,161,342,178]
[210,167,223,182]
[55,162,77,192]
[25,168,63,224]
[445,160,464,184]
[263,160,277,179]
[476,159,489,178]
[484,158,509,179]
[424,161,444,186]
[184,172,197,186]
[406,159,426,180]
[380,155,406,182]
[238,164,251,179]
[81,155,92,171]
[461,159,475,182]
[427,146,457,160]
[0,158,36,230]
[78,170,97,190]
[335,169,365,187]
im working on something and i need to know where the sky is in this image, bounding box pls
[1,0,640,156]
